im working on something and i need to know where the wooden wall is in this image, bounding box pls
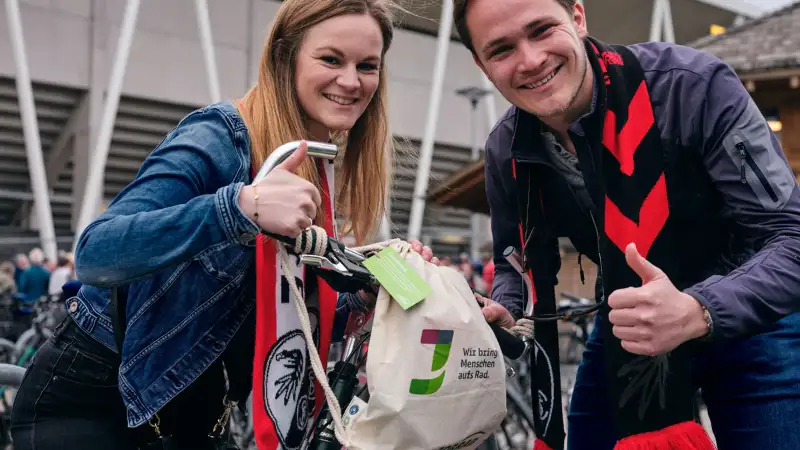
[749,79,800,175]
[778,105,800,175]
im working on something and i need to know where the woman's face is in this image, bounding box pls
[294,13,384,141]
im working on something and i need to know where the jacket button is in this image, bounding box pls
[68,301,78,313]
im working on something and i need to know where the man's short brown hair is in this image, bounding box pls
[453,0,577,54]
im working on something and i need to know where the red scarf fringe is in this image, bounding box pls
[614,421,716,450]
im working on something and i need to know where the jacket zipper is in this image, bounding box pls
[737,142,778,202]
[588,212,606,304]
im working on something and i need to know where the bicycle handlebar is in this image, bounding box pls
[488,321,526,360]
[0,363,26,388]
[476,296,527,360]
[558,292,595,315]
[560,291,583,302]
[253,140,529,361]
[252,140,338,183]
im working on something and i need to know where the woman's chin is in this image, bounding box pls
[323,121,358,134]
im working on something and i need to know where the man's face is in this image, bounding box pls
[467,0,589,121]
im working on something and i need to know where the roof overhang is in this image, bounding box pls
[738,67,800,81]
[427,159,489,215]
[393,0,749,45]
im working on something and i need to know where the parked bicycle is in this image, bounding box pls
[0,363,28,449]
[222,141,536,450]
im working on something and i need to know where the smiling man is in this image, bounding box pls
[456,1,800,449]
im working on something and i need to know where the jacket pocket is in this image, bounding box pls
[197,241,252,283]
[720,99,795,211]
[733,139,793,211]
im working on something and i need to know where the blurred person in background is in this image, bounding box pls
[47,253,74,298]
[482,257,495,296]
[0,262,17,339]
[17,248,50,302]
[12,253,28,287]
[0,262,16,298]
[459,252,475,288]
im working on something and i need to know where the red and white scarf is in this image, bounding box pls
[252,159,339,450]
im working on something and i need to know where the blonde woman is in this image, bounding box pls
[10,1,435,448]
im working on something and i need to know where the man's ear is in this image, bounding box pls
[573,2,589,38]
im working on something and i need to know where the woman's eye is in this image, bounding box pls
[321,56,340,65]
[358,62,379,72]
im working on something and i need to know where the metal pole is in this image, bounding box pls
[662,0,676,44]
[379,204,392,241]
[480,74,497,130]
[5,0,58,262]
[407,0,454,241]
[469,99,481,261]
[379,153,393,241]
[74,0,140,243]
[649,0,663,42]
[195,0,221,103]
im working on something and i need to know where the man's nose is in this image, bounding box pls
[516,40,547,74]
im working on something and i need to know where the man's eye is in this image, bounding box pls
[490,45,512,58]
[531,25,553,38]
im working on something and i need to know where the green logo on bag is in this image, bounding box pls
[409,329,454,395]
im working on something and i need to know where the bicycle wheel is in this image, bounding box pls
[492,382,535,450]
[0,364,26,450]
[224,391,256,450]
[228,407,256,450]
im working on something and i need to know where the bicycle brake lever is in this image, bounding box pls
[325,238,375,285]
[503,246,535,318]
[299,237,377,293]
[300,255,351,276]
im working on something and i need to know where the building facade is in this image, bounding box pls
[0,0,760,260]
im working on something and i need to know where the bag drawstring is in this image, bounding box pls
[277,226,397,448]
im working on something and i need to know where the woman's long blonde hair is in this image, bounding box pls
[238,0,395,245]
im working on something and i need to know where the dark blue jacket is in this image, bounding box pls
[18,265,50,301]
[486,42,800,341]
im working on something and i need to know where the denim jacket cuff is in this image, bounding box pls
[216,182,260,246]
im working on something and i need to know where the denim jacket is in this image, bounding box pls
[71,101,361,427]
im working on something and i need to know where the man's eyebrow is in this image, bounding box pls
[481,19,550,53]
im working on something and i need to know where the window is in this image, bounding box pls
[763,108,782,142]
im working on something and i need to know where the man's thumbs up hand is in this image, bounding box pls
[624,243,665,283]
[608,243,710,356]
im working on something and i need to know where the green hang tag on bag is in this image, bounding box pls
[362,247,432,310]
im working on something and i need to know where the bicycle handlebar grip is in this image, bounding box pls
[487,321,526,360]
[253,140,338,183]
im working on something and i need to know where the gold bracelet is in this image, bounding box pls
[252,184,259,220]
